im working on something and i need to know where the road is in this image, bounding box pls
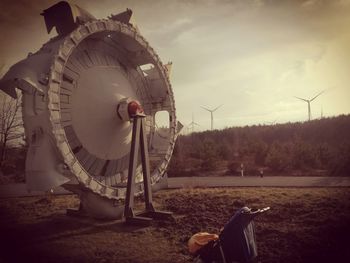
[0,176,349,198]
[167,176,350,188]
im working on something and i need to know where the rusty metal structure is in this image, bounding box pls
[0,1,180,219]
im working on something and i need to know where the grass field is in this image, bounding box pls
[0,187,349,263]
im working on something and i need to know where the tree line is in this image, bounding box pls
[1,94,349,179]
[168,115,350,177]
[0,92,24,177]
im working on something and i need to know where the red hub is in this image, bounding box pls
[127,100,144,117]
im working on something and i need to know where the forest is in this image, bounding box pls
[1,114,350,181]
[168,114,350,177]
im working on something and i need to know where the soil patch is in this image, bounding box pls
[0,187,349,263]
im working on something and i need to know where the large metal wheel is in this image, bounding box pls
[0,3,178,204]
[48,20,177,199]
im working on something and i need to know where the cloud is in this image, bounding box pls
[0,0,349,129]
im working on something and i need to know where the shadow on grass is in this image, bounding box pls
[0,208,149,263]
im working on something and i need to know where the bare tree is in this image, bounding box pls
[0,92,23,165]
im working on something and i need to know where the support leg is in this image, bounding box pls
[139,118,172,220]
[124,116,172,225]
[124,118,152,225]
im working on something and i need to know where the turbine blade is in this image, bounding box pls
[213,104,224,112]
[201,106,211,112]
[310,90,325,102]
[294,96,308,102]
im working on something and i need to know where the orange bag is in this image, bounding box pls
[188,232,219,254]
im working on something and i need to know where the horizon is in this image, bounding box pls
[180,113,350,134]
[0,0,350,131]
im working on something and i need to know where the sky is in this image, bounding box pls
[0,0,349,131]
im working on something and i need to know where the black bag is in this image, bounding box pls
[198,206,269,263]
[197,240,222,263]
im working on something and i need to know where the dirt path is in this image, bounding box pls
[168,176,350,188]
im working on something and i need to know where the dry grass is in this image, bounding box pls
[0,187,349,263]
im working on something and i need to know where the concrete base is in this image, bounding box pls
[63,173,169,221]
[63,184,124,220]
[152,173,169,192]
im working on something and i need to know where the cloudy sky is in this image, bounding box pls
[0,0,349,131]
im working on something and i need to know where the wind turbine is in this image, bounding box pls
[295,91,324,121]
[188,113,200,133]
[201,104,223,130]
[265,119,277,125]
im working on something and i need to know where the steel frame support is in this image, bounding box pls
[124,115,172,225]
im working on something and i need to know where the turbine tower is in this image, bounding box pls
[201,104,223,130]
[295,91,324,121]
[188,113,200,133]
[265,119,277,125]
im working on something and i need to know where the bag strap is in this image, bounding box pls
[217,240,227,263]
